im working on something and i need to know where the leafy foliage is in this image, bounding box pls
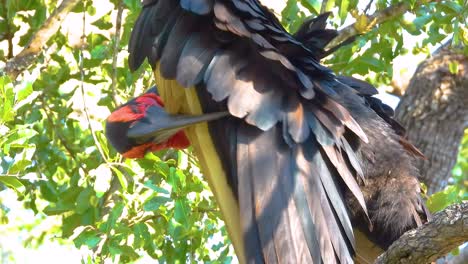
[426,130,468,213]
[0,0,466,262]
[1,0,232,262]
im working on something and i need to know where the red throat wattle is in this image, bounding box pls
[107,93,190,158]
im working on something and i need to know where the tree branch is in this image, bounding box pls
[39,95,90,175]
[375,202,468,264]
[1,0,13,59]
[111,0,124,106]
[363,0,375,14]
[2,0,80,80]
[327,2,409,49]
[326,1,413,50]
[320,0,329,14]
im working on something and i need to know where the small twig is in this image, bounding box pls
[192,208,219,214]
[162,149,176,161]
[40,95,90,174]
[320,0,329,14]
[1,0,13,59]
[78,1,108,163]
[100,175,123,216]
[3,0,81,80]
[181,149,201,167]
[326,2,410,50]
[363,0,374,14]
[326,1,437,51]
[111,0,124,106]
[375,202,468,264]
[0,173,21,177]
[128,214,163,227]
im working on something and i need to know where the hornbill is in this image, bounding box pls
[106,0,430,263]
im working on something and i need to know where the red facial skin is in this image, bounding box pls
[107,93,190,159]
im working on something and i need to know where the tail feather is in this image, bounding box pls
[237,123,356,263]
[236,125,269,263]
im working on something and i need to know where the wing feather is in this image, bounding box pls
[181,0,213,14]
[160,13,198,78]
[177,32,219,87]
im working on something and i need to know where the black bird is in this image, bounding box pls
[106,1,430,263]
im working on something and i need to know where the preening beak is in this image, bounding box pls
[127,105,229,143]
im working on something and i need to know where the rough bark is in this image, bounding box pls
[395,49,468,194]
[375,202,468,264]
[2,0,81,80]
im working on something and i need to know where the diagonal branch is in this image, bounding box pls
[2,0,80,80]
[326,1,420,51]
[1,0,14,59]
[375,202,468,264]
[363,0,375,14]
[326,2,409,50]
[320,0,329,14]
[111,0,124,106]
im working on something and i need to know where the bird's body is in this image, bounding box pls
[105,1,430,263]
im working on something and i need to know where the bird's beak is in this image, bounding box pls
[127,105,229,143]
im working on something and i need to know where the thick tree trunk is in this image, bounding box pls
[395,49,468,194]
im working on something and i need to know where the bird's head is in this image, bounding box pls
[105,87,190,159]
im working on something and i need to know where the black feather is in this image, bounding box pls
[181,0,213,15]
[177,31,219,87]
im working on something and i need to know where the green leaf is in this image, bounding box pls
[60,186,84,202]
[339,0,350,23]
[16,82,33,102]
[115,245,139,260]
[110,166,128,191]
[0,76,15,123]
[0,176,25,192]
[123,0,141,12]
[105,203,124,232]
[281,0,305,33]
[133,223,150,248]
[451,246,460,256]
[413,14,432,30]
[43,201,75,216]
[62,214,81,238]
[427,186,459,212]
[74,230,102,248]
[76,188,94,214]
[176,170,186,188]
[40,181,58,202]
[168,167,178,192]
[168,218,183,241]
[440,1,463,14]
[174,198,189,228]
[86,5,96,16]
[449,61,459,74]
[144,180,170,194]
[8,159,32,174]
[90,45,108,60]
[143,196,171,211]
[300,0,320,14]
[92,13,113,30]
